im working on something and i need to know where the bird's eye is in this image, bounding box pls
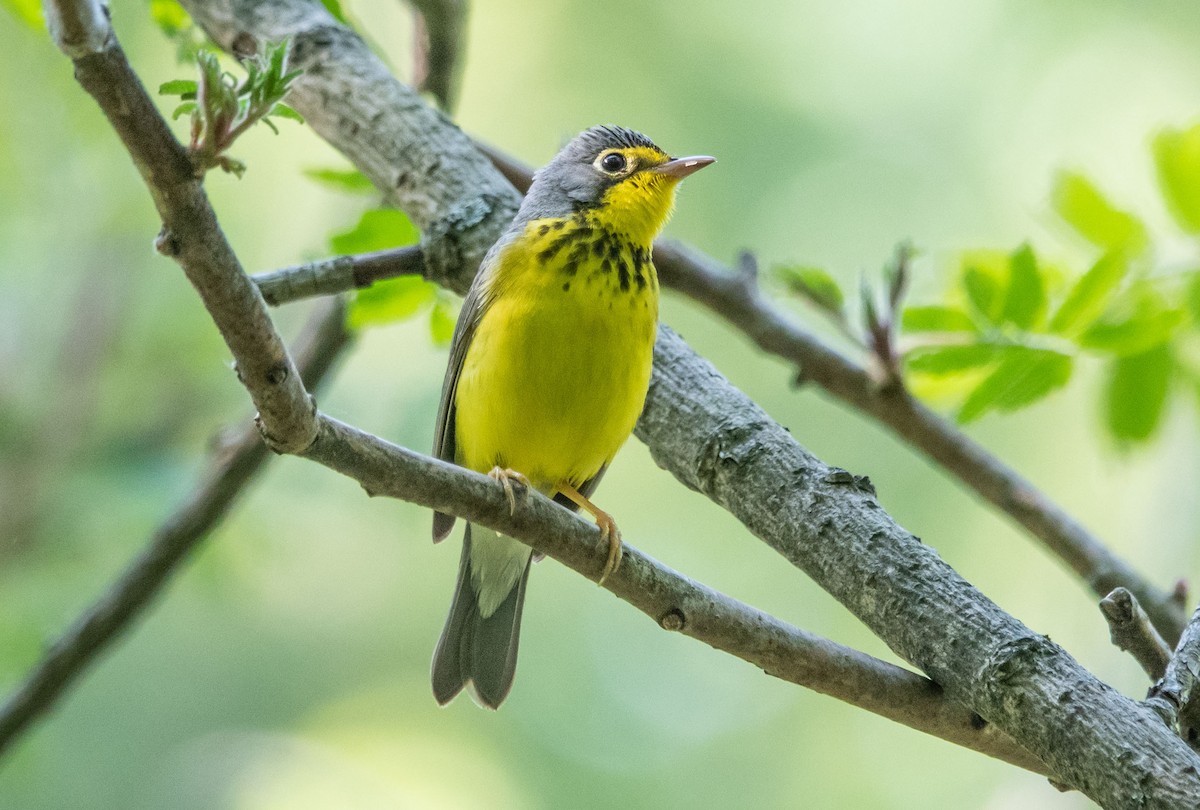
[600,152,627,173]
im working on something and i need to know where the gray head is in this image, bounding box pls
[515,126,715,240]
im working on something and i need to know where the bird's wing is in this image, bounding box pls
[432,240,508,542]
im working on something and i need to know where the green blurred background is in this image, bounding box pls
[3,1,1200,807]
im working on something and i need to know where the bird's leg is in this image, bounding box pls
[488,466,530,515]
[556,482,622,585]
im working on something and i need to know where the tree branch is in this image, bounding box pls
[1147,603,1200,749]
[406,0,467,110]
[302,414,1048,774]
[41,0,1200,804]
[0,296,351,760]
[1101,587,1172,682]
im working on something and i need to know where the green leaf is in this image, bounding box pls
[269,103,304,124]
[320,0,349,23]
[1048,251,1129,336]
[1186,272,1200,324]
[958,251,1008,325]
[1078,289,1184,356]
[1105,343,1173,442]
[1051,170,1147,253]
[149,0,191,33]
[329,208,420,255]
[1001,243,1046,330]
[776,265,844,315]
[430,297,458,345]
[901,305,978,333]
[958,346,1073,423]
[348,276,435,329]
[1153,124,1200,234]
[905,344,1001,375]
[159,79,198,97]
[171,101,198,120]
[303,168,377,194]
[1,0,42,29]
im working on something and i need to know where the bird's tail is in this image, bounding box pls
[431,524,531,709]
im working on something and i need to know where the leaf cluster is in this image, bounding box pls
[776,124,1200,445]
[159,39,303,176]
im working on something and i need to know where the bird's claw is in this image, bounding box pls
[596,512,623,586]
[488,466,530,515]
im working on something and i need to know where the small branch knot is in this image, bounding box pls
[231,32,258,59]
[266,363,289,386]
[660,608,686,631]
[154,227,180,257]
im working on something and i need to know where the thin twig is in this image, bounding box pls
[255,246,423,305]
[1147,603,1200,749]
[1100,588,1172,681]
[0,297,351,760]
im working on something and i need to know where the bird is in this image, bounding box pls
[430,125,714,708]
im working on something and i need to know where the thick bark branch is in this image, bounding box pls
[1147,603,1200,749]
[0,297,351,759]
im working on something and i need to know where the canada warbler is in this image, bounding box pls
[430,125,714,708]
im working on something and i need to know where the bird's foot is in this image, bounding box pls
[594,510,623,586]
[488,466,530,515]
[556,481,623,585]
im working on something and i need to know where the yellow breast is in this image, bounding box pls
[454,216,659,490]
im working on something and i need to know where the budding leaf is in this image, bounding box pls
[776,265,845,316]
[1079,289,1184,356]
[957,346,1072,423]
[901,305,978,333]
[1001,243,1046,330]
[159,79,198,97]
[906,344,1000,375]
[959,251,1008,325]
[269,104,305,124]
[1048,251,1129,336]
[1052,170,1147,254]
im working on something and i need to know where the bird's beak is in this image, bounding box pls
[654,155,716,180]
